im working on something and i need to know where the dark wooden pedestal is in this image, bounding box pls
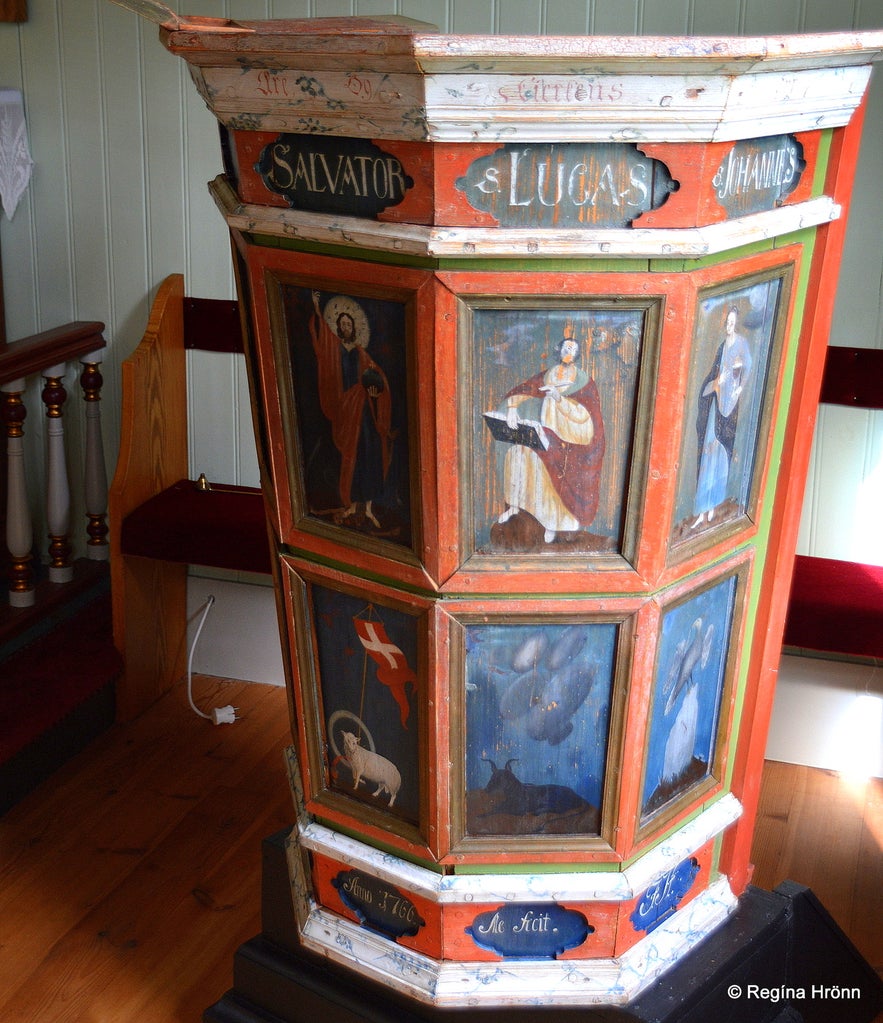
[204,831,883,1023]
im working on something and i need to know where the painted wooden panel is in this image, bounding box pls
[0,0,880,570]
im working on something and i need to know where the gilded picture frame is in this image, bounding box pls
[282,559,431,849]
[669,263,794,558]
[449,604,636,858]
[457,293,663,574]
[636,557,749,838]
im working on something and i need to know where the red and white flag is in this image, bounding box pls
[353,618,416,727]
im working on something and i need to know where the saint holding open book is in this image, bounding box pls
[486,333,605,544]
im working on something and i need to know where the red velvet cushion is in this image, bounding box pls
[784,555,883,659]
[120,479,272,575]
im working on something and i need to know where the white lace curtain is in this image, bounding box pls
[0,88,33,219]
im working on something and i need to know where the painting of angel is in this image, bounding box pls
[640,573,739,823]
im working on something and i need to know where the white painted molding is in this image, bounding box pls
[211,176,839,259]
[167,27,883,143]
[298,792,742,905]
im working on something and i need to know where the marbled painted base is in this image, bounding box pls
[285,793,742,1007]
[296,878,736,1007]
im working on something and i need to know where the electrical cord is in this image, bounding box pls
[186,594,237,725]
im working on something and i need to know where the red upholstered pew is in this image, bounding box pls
[120,479,271,576]
[109,275,270,720]
[782,346,883,662]
[784,556,883,660]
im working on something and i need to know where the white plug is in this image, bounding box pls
[186,595,239,727]
[212,705,237,725]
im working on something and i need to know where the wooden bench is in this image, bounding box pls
[782,345,883,663]
[109,274,270,720]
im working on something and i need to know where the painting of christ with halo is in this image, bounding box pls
[277,282,413,549]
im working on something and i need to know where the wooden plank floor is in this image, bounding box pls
[0,678,292,1023]
[1,677,881,1021]
[751,758,883,978]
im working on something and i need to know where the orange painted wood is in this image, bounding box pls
[720,98,872,896]
[375,139,438,225]
[441,899,619,961]
[788,130,824,207]
[656,243,805,591]
[229,130,290,208]
[310,853,444,959]
[613,841,716,956]
[421,142,508,227]
[636,132,821,229]
[635,141,733,227]
[226,131,825,231]
[277,554,440,864]
[432,267,694,596]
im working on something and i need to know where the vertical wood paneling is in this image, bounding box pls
[451,1,494,33]
[236,356,262,485]
[179,0,235,302]
[0,0,880,564]
[802,406,882,561]
[593,1,642,34]
[742,0,804,34]
[543,0,591,35]
[830,74,883,353]
[140,32,188,287]
[359,0,400,17]
[497,0,543,34]
[855,410,883,564]
[20,4,74,327]
[690,0,742,35]
[188,349,241,483]
[400,0,445,31]
[641,0,693,35]
[803,0,861,33]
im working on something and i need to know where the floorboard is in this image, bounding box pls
[750,759,883,977]
[0,678,880,1021]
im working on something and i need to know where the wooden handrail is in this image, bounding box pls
[0,321,106,385]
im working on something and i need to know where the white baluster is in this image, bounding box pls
[42,362,73,583]
[80,350,109,559]
[2,377,35,606]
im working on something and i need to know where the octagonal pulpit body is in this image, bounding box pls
[162,17,882,1008]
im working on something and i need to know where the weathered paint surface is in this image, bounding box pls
[151,12,883,1008]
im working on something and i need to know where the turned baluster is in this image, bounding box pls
[42,362,73,583]
[80,351,108,560]
[2,378,34,606]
